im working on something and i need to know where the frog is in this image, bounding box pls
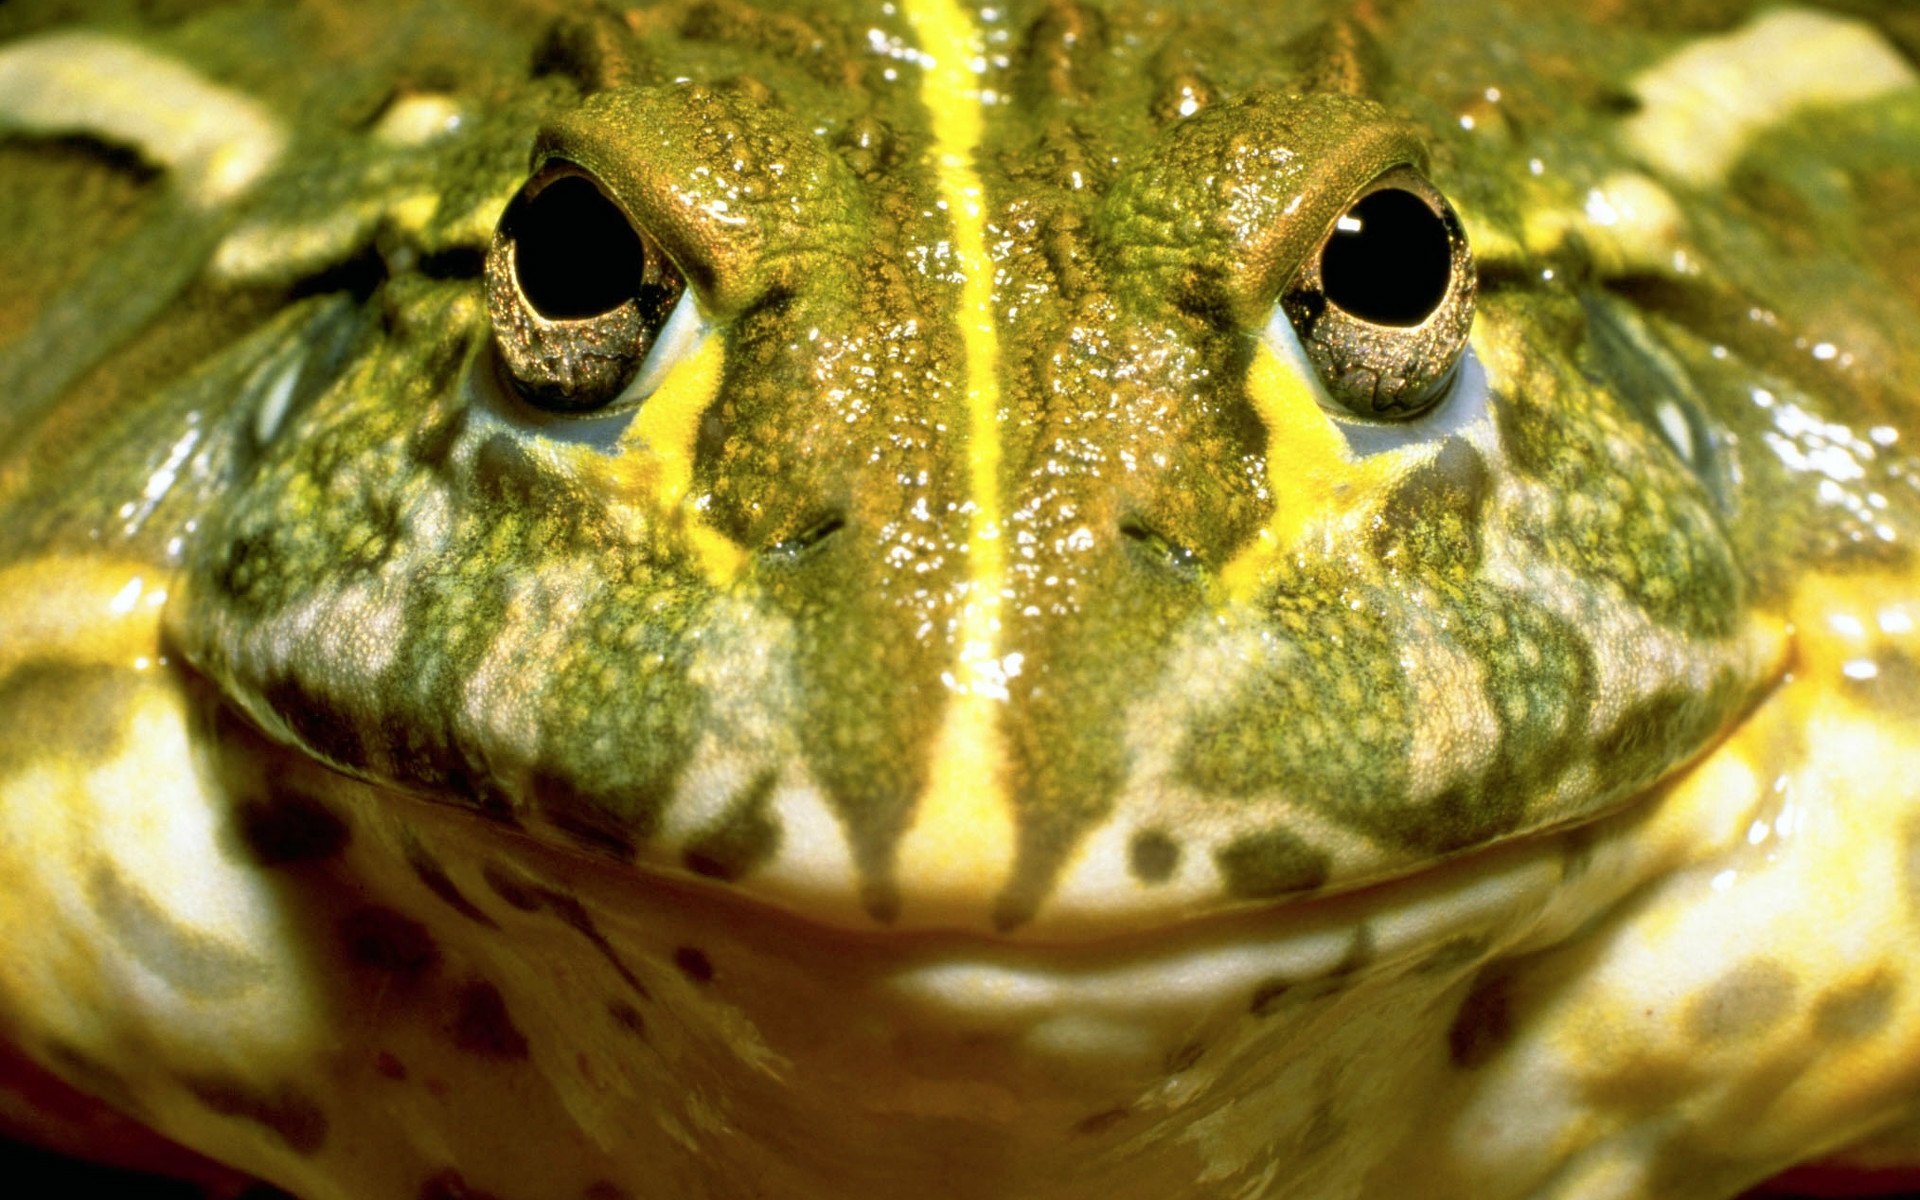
[2,0,1920,1196]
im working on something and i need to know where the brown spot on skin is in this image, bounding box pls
[1449,970,1516,1069]
[584,1184,631,1200]
[1297,1087,1342,1156]
[673,946,715,984]
[1164,1042,1203,1074]
[1128,829,1180,884]
[374,1052,408,1080]
[1813,972,1900,1042]
[183,1076,328,1155]
[481,862,543,912]
[451,981,529,1060]
[608,1000,646,1039]
[1074,1107,1130,1136]
[340,907,440,979]
[406,841,498,929]
[1417,934,1493,976]
[1249,978,1289,1017]
[1686,960,1797,1043]
[535,887,650,999]
[233,788,349,867]
[419,1168,506,1200]
[1213,828,1331,899]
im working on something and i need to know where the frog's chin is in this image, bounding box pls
[858,802,1674,1080]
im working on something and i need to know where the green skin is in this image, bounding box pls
[1,0,1919,1194]
[9,0,1886,925]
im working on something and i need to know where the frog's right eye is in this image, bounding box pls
[485,165,704,414]
[1269,168,1476,422]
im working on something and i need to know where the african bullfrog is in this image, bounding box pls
[1,1,1919,1197]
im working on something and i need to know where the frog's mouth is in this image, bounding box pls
[362,707,1751,1069]
[192,614,1781,1126]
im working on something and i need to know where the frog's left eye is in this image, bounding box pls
[485,165,706,415]
[1272,169,1475,420]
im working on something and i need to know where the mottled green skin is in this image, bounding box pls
[3,0,1918,937]
[5,2,1920,1198]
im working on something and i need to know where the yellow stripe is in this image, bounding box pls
[1220,344,1421,603]
[0,32,285,209]
[893,0,1017,918]
[0,557,168,678]
[1623,9,1916,189]
[607,335,745,585]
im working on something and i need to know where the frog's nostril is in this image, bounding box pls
[763,513,846,559]
[1120,518,1203,572]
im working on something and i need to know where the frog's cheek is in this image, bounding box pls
[1221,313,1491,601]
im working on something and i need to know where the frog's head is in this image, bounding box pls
[173,12,1783,936]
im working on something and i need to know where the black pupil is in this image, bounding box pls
[512,175,644,320]
[1319,188,1452,327]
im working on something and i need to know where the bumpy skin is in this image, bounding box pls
[1,1,1919,1197]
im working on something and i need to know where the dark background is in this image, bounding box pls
[0,1132,1884,1199]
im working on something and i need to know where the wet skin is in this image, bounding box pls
[1,1,1920,1197]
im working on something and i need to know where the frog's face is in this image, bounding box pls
[8,1,1920,1196]
[175,5,1777,936]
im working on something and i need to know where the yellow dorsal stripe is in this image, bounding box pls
[894,0,1017,921]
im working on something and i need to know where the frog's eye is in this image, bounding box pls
[485,165,705,414]
[1271,169,1475,420]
